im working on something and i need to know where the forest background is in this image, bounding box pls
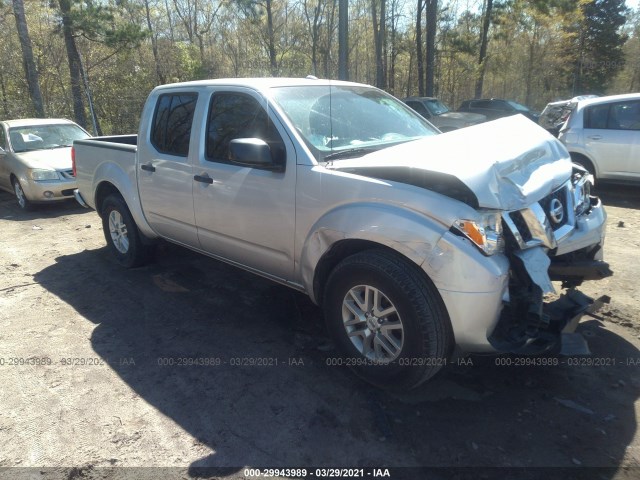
[1,0,638,135]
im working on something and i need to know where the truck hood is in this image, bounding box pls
[328,115,572,211]
[14,148,73,171]
[438,111,486,123]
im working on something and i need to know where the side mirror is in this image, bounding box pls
[229,138,284,172]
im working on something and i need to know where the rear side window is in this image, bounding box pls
[151,93,198,156]
[584,104,609,129]
[0,127,6,150]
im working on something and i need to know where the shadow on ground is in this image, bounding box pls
[0,190,86,221]
[33,242,639,478]
[595,183,640,210]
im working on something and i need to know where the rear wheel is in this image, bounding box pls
[101,194,152,268]
[323,249,453,389]
[11,177,31,211]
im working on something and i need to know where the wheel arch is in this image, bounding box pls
[569,151,598,179]
[299,204,448,305]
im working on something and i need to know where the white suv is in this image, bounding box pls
[559,93,640,182]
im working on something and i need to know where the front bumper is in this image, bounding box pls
[487,176,610,355]
[21,176,77,202]
[437,171,610,355]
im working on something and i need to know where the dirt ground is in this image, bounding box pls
[1,184,639,480]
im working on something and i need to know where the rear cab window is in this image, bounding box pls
[151,93,198,156]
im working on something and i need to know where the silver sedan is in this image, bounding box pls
[0,118,90,209]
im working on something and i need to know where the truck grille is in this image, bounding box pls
[539,186,570,231]
[502,181,576,250]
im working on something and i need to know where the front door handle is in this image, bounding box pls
[141,163,156,172]
[588,135,602,140]
[194,174,213,184]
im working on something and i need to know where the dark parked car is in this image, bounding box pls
[404,97,486,132]
[458,98,539,123]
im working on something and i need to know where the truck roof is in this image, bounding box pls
[1,118,78,128]
[152,77,371,94]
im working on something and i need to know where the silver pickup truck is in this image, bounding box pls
[73,78,611,389]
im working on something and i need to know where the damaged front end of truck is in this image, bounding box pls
[489,164,612,355]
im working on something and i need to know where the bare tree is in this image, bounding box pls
[12,0,45,117]
[425,0,436,96]
[416,0,424,95]
[475,0,493,98]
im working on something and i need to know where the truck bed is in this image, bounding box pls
[73,135,138,211]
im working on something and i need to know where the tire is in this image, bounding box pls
[11,177,32,211]
[323,249,453,389]
[101,194,152,268]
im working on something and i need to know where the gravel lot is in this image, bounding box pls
[1,184,639,480]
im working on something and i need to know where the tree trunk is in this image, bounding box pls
[266,0,277,75]
[371,0,386,89]
[416,0,424,96]
[474,0,493,99]
[425,0,436,96]
[143,0,166,84]
[58,0,87,129]
[12,0,45,117]
[0,71,9,117]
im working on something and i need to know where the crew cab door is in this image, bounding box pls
[138,92,199,247]
[192,88,296,281]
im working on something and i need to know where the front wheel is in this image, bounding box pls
[101,194,152,268]
[323,250,453,389]
[12,177,31,210]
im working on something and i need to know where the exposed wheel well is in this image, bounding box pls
[95,182,122,216]
[313,239,424,306]
[570,152,596,178]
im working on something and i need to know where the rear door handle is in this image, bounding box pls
[588,135,602,140]
[194,174,213,184]
[141,163,156,172]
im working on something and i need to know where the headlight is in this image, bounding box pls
[30,169,59,181]
[453,210,504,256]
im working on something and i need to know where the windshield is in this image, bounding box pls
[424,99,450,115]
[507,101,530,113]
[271,85,438,161]
[8,124,89,153]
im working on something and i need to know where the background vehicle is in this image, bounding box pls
[0,118,89,209]
[73,78,608,390]
[458,98,539,123]
[404,97,485,132]
[559,93,640,182]
[539,95,599,137]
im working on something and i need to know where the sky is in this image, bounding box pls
[627,0,639,11]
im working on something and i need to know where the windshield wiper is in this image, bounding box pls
[323,147,378,161]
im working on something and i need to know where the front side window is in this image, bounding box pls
[151,93,198,156]
[8,124,89,153]
[608,101,640,130]
[0,127,6,150]
[206,92,285,165]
